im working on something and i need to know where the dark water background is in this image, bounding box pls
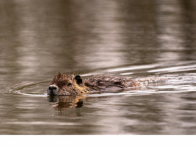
[1,0,196,134]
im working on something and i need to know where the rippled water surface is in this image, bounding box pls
[1,0,196,134]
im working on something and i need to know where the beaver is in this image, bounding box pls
[47,72,166,96]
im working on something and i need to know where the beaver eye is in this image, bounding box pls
[67,83,72,86]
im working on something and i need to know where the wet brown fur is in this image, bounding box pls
[49,72,165,95]
[50,72,90,95]
[84,75,139,90]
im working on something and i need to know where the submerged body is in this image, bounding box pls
[47,73,165,96]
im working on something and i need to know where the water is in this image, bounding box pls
[0,0,196,134]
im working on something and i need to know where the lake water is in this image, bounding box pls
[1,0,196,134]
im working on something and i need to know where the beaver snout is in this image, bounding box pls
[49,86,57,91]
[47,84,58,96]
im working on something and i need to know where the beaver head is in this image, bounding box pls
[47,73,89,96]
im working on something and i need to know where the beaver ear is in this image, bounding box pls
[75,75,82,84]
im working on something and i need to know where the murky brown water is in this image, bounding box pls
[1,0,196,134]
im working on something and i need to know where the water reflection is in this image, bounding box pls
[48,95,84,116]
[157,0,185,50]
[156,0,196,61]
[1,0,196,80]
[75,1,127,69]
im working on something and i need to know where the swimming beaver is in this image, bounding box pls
[47,72,165,96]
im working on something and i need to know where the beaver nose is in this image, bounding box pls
[49,86,57,91]
[47,85,58,96]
